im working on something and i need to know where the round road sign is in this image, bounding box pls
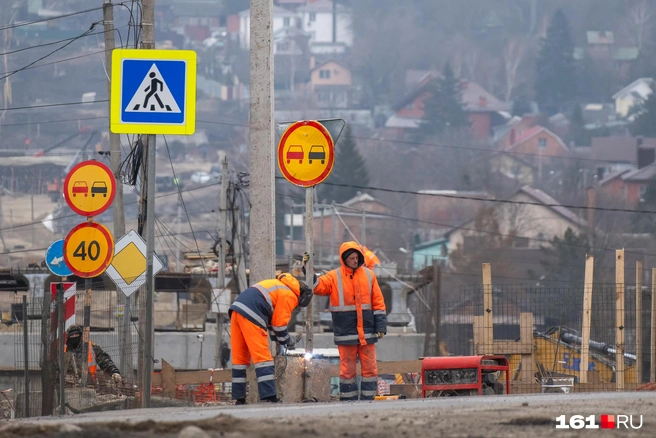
[64,160,116,217]
[277,120,335,187]
[64,222,114,278]
[45,239,73,277]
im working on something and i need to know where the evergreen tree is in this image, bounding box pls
[535,10,576,114]
[569,104,590,146]
[631,84,656,136]
[317,125,369,204]
[416,62,470,139]
[631,179,656,232]
[540,228,589,284]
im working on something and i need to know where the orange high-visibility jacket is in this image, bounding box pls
[64,341,97,376]
[362,246,381,269]
[313,241,387,346]
[229,275,301,346]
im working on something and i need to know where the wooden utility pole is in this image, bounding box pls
[616,249,625,391]
[140,0,156,409]
[636,261,643,383]
[215,157,228,368]
[433,262,441,356]
[580,255,594,384]
[651,268,656,383]
[482,263,493,355]
[103,0,131,384]
[248,0,275,284]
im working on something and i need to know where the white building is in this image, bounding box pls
[297,0,353,52]
[238,1,352,53]
[613,77,653,118]
[238,6,301,50]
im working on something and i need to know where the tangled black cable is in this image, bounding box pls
[118,136,143,186]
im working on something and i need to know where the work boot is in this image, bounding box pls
[261,395,281,403]
[235,398,246,405]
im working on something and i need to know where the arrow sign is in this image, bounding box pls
[45,239,73,277]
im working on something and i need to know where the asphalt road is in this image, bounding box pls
[6,392,656,437]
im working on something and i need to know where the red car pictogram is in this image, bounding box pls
[286,145,304,164]
[72,181,88,197]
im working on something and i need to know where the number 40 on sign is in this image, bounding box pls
[64,222,114,278]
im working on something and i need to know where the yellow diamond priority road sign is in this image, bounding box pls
[105,230,164,297]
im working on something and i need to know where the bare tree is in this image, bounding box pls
[623,0,653,52]
[501,37,528,101]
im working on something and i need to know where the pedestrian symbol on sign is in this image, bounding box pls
[125,64,180,113]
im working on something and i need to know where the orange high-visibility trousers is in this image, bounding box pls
[338,344,378,401]
[230,312,276,400]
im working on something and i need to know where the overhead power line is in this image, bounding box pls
[0,99,109,112]
[195,118,632,166]
[278,177,656,216]
[0,5,106,31]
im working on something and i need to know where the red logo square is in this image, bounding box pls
[601,415,615,429]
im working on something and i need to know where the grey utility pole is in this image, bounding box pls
[103,0,131,383]
[141,0,156,409]
[215,157,229,368]
[248,0,275,284]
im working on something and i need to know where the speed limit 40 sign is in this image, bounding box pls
[64,221,114,278]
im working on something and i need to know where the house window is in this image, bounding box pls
[317,90,332,102]
[277,42,289,52]
[309,12,316,22]
[538,138,547,148]
[319,69,331,79]
[284,17,290,26]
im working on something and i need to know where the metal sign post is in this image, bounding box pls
[304,188,314,401]
[56,283,65,415]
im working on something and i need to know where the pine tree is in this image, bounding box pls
[416,62,470,139]
[535,10,576,114]
[631,84,656,136]
[569,104,590,146]
[317,125,369,204]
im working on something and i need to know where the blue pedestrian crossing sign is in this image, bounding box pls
[110,49,196,135]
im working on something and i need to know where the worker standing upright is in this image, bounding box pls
[303,242,387,401]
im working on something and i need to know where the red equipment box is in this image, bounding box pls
[421,355,510,397]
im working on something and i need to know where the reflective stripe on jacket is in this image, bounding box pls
[313,241,387,346]
[229,278,300,346]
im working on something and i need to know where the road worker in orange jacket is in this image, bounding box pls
[361,246,380,269]
[304,242,387,401]
[229,273,313,404]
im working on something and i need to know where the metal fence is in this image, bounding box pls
[408,280,656,394]
[8,279,216,418]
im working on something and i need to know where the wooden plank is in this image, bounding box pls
[580,254,594,384]
[473,316,484,355]
[651,268,656,383]
[616,249,625,391]
[326,360,423,377]
[434,263,441,356]
[520,312,534,384]
[161,359,176,397]
[482,263,493,355]
[636,261,643,384]
[491,341,532,355]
